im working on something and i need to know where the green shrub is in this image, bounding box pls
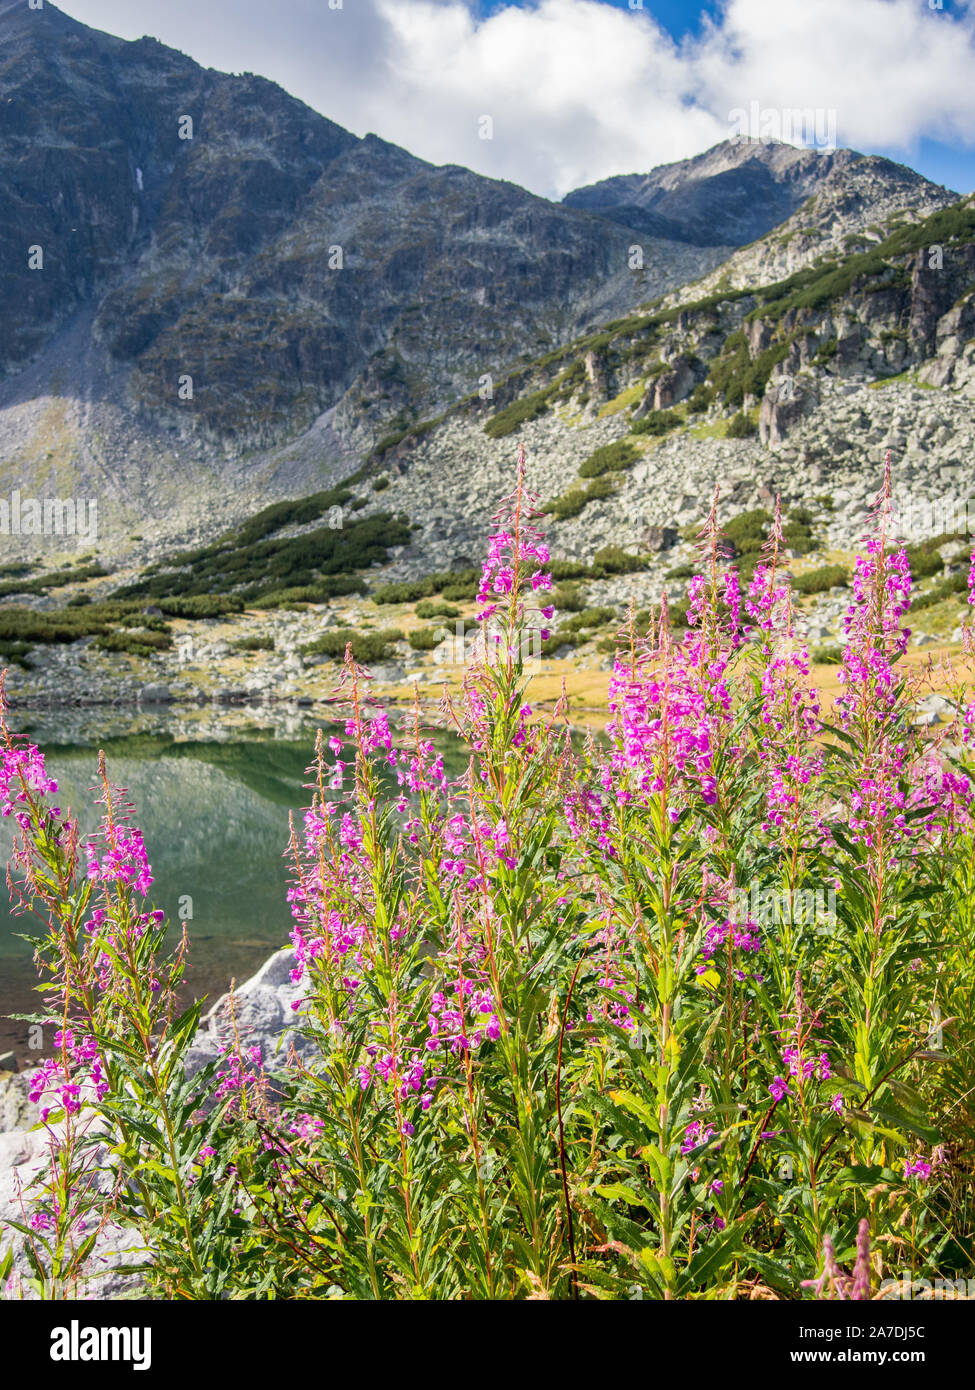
[544,475,615,521]
[373,569,479,606]
[561,606,616,633]
[373,430,407,456]
[810,644,844,664]
[232,486,355,547]
[726,412,756,438]
[548,561,592,581]
[373,580,436,605]
[116,514,410,606]
[301,627,404,664]
[55,562,111,584]
[232,636,275,652]
[686,383,712,414]
[415,600,460,620]
[95,629,173,657]
[551,583,585,612]
[371,415,443,458]
[578,441,640,478]
[591,545,647,576]
[792,564,849,594]
[583,477,618,504]
[905,542,950,580]
[722,509,772,551]
[708,337,790,407]
[0,562,113,601]
[157,595,244,619]
[407,627,440,651]
[250,579,366,609]
[0,602,167,648]
[483,389,551,439]
[545,490,586,521]
[631,410,680,436]
[439,582,478,603]
[912,572,969,609]
[540,632,584,657]
[0,640,33,668]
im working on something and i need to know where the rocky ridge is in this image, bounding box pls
[664,152,959,305]
[562,140,914,248]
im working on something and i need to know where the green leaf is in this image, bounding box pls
[683,1222,745,1291]
[594,1182,644,1207]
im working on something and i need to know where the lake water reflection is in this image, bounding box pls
[0,701,467,1066]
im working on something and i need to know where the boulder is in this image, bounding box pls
[185,949,313,1078]
[641,525,679,552]
[139,683,172,704]
[759,375,818,447]
[583,350,610,403]
[652,356,698,411]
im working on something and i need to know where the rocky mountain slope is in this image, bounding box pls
[359,188,975,558]
[667,153,959,306]
[0,0,731,554]
[562,139,955,250]
[4,189,974,712]
[0,2,961,563]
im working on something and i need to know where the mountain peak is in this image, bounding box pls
[0,0,96,39]
[560,138,949,249]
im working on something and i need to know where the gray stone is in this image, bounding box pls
[139,683,172,704]
[641,524,679,552]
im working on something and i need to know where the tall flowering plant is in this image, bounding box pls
[2,443,973,1301]
[0,701,235,1298]
[228,449,585,1297]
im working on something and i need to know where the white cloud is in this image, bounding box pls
[695,0,975,151]
[54,0,975,196]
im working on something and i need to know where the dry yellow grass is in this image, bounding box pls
[378,643,974,728]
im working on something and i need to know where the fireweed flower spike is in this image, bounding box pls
[834,453,925,865]
[474,442,552,665]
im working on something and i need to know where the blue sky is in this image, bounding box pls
[478,0,723,36]
[56,0,975,198]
